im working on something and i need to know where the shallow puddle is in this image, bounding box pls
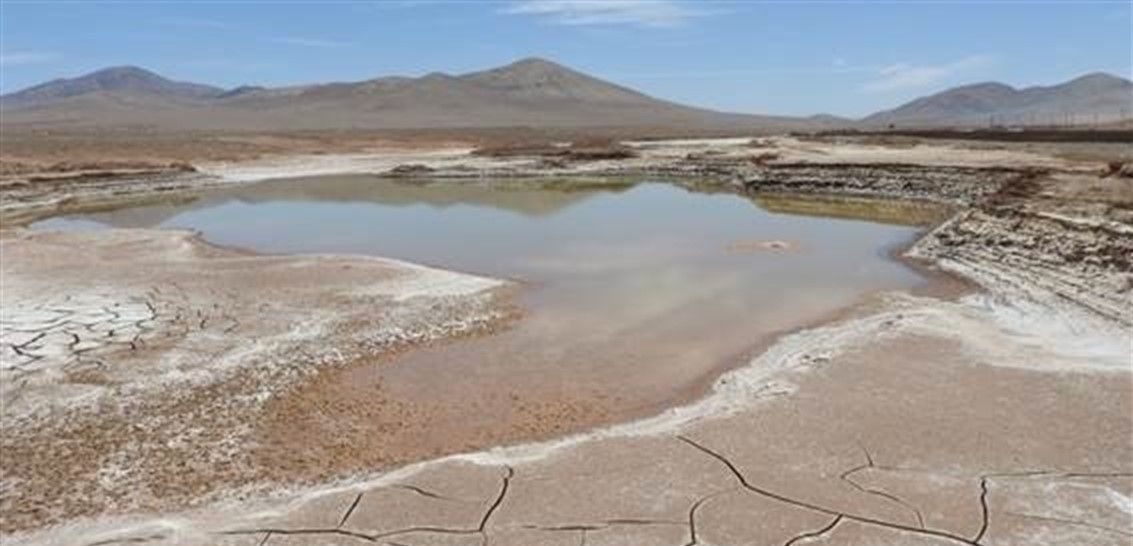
[36,176,931,473]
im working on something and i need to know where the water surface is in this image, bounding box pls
[36,176,928,463]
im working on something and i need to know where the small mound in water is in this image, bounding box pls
[727,239,798,253]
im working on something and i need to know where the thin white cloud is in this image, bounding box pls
[504,0,702,28]
[863,55,994,93]
[270,37,349,48]
[0,51,60,66]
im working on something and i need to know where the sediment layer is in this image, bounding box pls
[738,163,1020,204]
[911,206,1133,326]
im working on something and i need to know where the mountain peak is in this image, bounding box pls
[454,56,644,103]
[1060,71,1132,90]
[2,65,223,104]
[91,65,161,77]
[78,66,179,90]
[950,81,1016,94]
[506,56,564,69]
[467,56,579,81]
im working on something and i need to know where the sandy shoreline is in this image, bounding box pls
[2,135,1130,545]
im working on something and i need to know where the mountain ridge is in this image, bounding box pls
[3,59,1129,130]
[864,71,1132,126]
[1,57,806,130]
[3,65,224,105]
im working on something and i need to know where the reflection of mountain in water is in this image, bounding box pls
[72,175,638,228]
[68,177,948,231]
[751,193,949,226]
[70,197,206,229]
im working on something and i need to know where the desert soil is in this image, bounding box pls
[0,228,513,534]
[1,133,1130,546]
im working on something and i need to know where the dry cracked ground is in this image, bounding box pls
[2,136,1132,546]
[8,286,1131,546]
[0,228,512,537]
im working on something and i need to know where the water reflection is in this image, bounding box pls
[35,177,929,432]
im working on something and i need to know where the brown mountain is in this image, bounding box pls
[2,66,223,105]
[863,72,1133,127]
[0,58,808,131]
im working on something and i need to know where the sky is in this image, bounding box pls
[1,0,1130,117]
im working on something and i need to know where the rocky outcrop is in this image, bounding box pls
[738,163,1020,204]
[909,206,1133,326]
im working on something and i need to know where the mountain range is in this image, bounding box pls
[0,58,801,130]
[864,72,1132,127]
[2,58,1129,130]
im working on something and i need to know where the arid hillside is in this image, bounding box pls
[864,72,1133,127]
[0,58,810,131]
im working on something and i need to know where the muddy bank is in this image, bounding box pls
[739,163,1020,204]
[911,206,1133,326]
[0,229,513,533]
[0,168,223,226]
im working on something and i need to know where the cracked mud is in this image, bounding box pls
[0,228,512,534]
[10,291,1128,546]
[2,136,1131,546]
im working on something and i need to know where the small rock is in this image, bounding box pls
[386,163,435,176]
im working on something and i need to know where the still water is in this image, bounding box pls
[36,176,929,461]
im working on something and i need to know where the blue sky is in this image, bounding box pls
[1,0,1130,117]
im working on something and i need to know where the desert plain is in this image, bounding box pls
[0,126,1130,546]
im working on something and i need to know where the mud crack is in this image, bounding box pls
[784,514,843,546]
[479,465,513,532]
[683,488,739,546]
[839,444,927,529]
[973,477,990,543]
[223,466,515,545]
[675,435,980,545]
[339,492,364,528]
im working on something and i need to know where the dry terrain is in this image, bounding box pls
[3,60,1128,132]
[0,60,811,132]
[1,133,1130,546]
